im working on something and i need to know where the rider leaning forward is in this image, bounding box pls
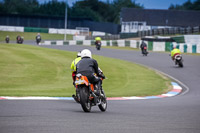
[171,46,181,60]
[76,49,105,96]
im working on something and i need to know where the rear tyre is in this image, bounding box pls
[79,87,91,112]
[178,61,183,67]
[97,46,101,50]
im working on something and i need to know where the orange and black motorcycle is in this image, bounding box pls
[74,73,107,112]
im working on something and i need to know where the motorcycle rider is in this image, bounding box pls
[71,51,82,85]
[76,49,105,96]
[5,36,9,43]
[171,46,181,60]
[36,33,42,45]
[95,36,102,49]
[140,40,148,55]
[16,35,21,43]
[95,36,101,43]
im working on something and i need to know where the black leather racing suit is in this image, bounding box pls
[76,57,99,83]
[76,57,103,94]
[140,41,147,54]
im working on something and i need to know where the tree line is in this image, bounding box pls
[0,0,143,24]
[0,0,200,24]
[169,0,200,10]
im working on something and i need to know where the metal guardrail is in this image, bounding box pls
[86,35,120,40]
[138,26,200,37]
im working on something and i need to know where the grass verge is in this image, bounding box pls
[0,31,73,42]
[0,43,172,97]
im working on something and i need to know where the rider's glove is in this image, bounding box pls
[99,73,105,79]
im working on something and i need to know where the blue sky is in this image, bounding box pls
[39,0,195,9]
[135,0,195,9]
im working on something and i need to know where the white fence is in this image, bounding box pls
[0,25,24,32]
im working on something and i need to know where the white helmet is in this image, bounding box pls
[81,49,92,58]
[77,51,81,57]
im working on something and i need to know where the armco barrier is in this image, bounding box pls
[197,44,200,53]
[24,27,48,33]
[192,45,197,53]
[117,40,125,47]
[153,42,165,51]
[0,25,24,32]
[184,44,188,53]
[41,40,200,53]
[130,40,137,48]
[165,42,171,52]
[125,40,130,47]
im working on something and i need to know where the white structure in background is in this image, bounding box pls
[49,28,79,35]
[73,27,89,40]
[75,27,89,36]
[121,21,151,33]
[0,25,24,32]
[184,35,200,44]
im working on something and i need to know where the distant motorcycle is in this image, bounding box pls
[174,54,183,67]
[142,46,148,56]
[36,36,41,45]
[74,73,107,112]
[16,36,23,44]
[95,41,101,50]
[5,36,9,43]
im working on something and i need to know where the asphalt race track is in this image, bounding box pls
[0,43,200,133]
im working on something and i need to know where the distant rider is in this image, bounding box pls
[95,37,102,46]
[5,36,9,43]
[171,46,181,60]
[36,33,42,45]
[76,49,105,96]
[16,35,21,43]
[140,40,148,55]
[95,37,101,42]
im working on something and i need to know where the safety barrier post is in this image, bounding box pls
[76,40,83,45]
[176,44,180,49]
[51,41,56,45]
[63,41,69,45]
[165,42,171,52]
[125,40,130,47]
[170,43,174,51]
[106,40,110,46]
[184,44,188,53]
[192,44,197,53]
[136,41,140,48]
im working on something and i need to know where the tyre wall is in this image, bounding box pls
[42,40,200,53]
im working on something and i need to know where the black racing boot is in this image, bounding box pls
[72,94,80,103]
[96,80,102,96]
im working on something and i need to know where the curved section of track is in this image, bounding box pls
[0,44,200,133]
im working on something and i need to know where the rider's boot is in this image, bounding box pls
[95,80,102,96]
[72,94,79,103]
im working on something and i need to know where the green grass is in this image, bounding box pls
[0,43,172,97]
[0,31,73,42]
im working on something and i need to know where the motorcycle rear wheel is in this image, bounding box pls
[79,86,91,112]
[96,46,101,50]
[178,61,183,67]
